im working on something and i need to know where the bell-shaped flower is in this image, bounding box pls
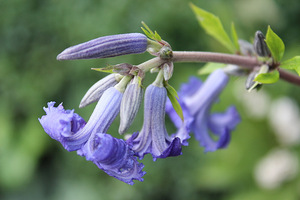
[40,86,145,184]
[166,69,241,152]
[57,33,148,60]
[68,87,123,151]
[83,132,145,185]
[39,102,86,149]
[129,84,182,160]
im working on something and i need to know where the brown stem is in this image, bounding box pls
[172,51,300,87]
[172,51,260,68]
[278,68,300,86]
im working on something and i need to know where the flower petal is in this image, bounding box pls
[165,98,192,146]
[131,84,182,159]
[39,102,86,148]
[64,87,123,151]
[57,33,148,60]
[85,133,145,185]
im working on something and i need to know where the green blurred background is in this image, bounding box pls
[1,0,300,199]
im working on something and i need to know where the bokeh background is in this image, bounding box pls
[1,0,300,199]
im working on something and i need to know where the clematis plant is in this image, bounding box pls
[40,4,300,184]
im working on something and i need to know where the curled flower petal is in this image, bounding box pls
[165,98,192,146]
[79,74,120,108]
[64,87,123,151]
[168,69,241,152]
[57,33,148,60]
[208,106,241,136]
[119,77,143,134]
[85,133,145,185]
[130,84,182,160]
[39,102,86,149]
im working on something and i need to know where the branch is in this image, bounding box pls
[172,51,300,86]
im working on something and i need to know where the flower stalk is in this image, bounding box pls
[171,51,300,86]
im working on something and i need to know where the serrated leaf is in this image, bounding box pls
[280,56,300,76]
[164,83,183,121]
[198,63,226,75]
[265,26,285,62]
[231,23,240,52]
[254,69,279,84]
[190,3,235,53]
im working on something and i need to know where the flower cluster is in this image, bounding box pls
[39,32,240,184]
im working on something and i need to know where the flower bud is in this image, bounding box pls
[129,84,182,159]
[245,65,269,91]
[119,76,143,134]
[253,31,271,57]
[159,46,173,60]
[245,70,261,91]
[57,33,148,60]
[238,39,255,56]
[79,74,122,108]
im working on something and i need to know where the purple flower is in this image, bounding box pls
[83,133,145,185]
[70,87,123,151]
[57,33,148,60]
[166,69,241,152]
[40,87,145,184]
[39,102,86,148]
[129,84,182,160]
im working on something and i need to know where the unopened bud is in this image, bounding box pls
[254,31,271,57]
[159,46,173,60]
[245,65,269,91]
[119,76,143,134]
[245,70,261,91]
[57,33,148,60]
[79,74,121,108]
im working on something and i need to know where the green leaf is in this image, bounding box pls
[254,69,280,84]
[198,62,226,75]
[280,56,300,76]
[190,3,235,53]
[265,26,285,62]
[141,21,162,42]
[91,65,114,74]
[231,22,240,52]
[164,83,183,121]
[164,82,178,98]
